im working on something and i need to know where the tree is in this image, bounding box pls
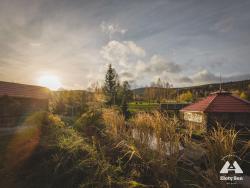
[50,90,89,116]
[103,64,118,106]
[156,78,162,103]
[179,91,193,102]
[240,91,248,100]
[120,81,131,119]
[163,81,171,101]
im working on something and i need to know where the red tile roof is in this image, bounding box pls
[180,91,250,113]
[0,81,50,100]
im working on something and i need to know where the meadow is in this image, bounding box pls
[0,108,249,188]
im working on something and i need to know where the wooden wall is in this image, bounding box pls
[0,96,48,127]
[207,112,250,130]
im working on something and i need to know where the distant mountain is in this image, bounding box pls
[133,79,250,97]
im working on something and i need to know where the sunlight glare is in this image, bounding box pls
[37,75,62,90]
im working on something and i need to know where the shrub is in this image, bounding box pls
[179,91,193,102]
[74,110,103,137]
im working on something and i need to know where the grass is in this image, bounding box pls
[128,102,159,112]
[0,109,248,188]
[102,109,193,186]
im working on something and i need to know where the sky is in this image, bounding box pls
[0,0,250,89]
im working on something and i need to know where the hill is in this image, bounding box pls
[133,79,250,98]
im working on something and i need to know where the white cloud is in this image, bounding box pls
[100,22,127,38]
[100,40,183,86]
[125,41,146,57]
[100,40,146,67]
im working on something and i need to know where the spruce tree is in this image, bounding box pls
[104,64,117,106]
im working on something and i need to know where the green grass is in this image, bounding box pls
[128,102,159,112]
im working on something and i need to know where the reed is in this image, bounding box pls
[102,108,126,138]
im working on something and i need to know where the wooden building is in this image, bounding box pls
[0,81,50,127]
[180,91,250,131]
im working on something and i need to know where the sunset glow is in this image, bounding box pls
[37,75,62,90]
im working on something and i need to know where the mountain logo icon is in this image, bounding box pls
[220,161,243,174]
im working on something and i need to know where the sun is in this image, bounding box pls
[37,75,62,90]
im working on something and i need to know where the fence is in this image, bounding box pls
[160,103,189,111]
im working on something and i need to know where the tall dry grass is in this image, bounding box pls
[102,109,191,186]
[192,125,241,188]
[204,126,238,169]
[102,108,126,138]
[130,111,187,184]
[131,111,185,157]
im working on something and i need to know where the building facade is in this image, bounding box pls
[180,91,250,131]
[0,81,50,127]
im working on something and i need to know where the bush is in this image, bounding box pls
[74,110,103,137]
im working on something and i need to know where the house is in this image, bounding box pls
[0,81,50,127]
[180,90,250,131]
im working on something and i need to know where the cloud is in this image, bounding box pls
[100,40,146,67]
[1,0,250,89]
[29,42,41,47]
[177,76,193,83]
[100,40,183,87]
[101,22,127,38]
[190,70,250,85]
[223,73,250,83]
[191,69,219,83]
[146,55,181,73]
[211,17,234,33]
[120,71,134,78]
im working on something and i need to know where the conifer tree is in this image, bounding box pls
[103,64,118,106]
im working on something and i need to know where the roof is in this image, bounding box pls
[0,81,50,100]
[180,91,250,113]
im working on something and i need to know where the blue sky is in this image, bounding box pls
[0,0,250,89]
